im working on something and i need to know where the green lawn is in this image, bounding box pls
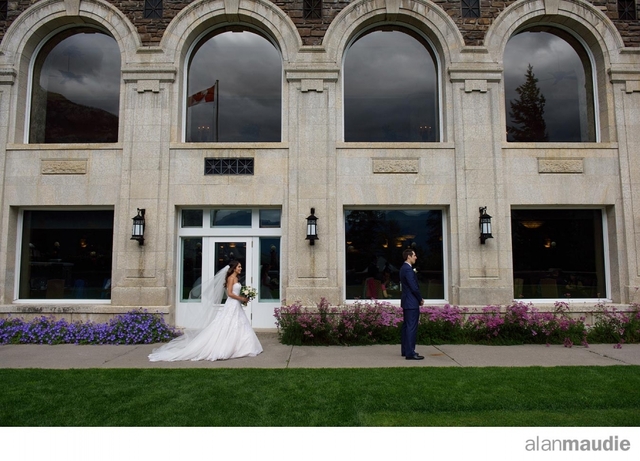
[1,366,639,426]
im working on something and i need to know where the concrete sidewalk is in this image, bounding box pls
[1,332,639,369]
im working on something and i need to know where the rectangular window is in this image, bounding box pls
[303,0,323,19]
[211,209,252,227]
[259,209,281,228]
[345,209,445,301]
[0,1,7,21]
[461,0,481,18]
[181,209,203,228]
[618,0,637,20]
[511,209,607,299]
[19,210,114,300]
[144,0,163,19]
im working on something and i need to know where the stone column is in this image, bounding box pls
[112,66,176,310]
[449,62,513,305]
[0,66,16,303]
[609,63,640,303]
[284,63,340,305]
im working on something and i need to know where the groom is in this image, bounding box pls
[400,248,424,360]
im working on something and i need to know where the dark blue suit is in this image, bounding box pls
[400,262,422,357]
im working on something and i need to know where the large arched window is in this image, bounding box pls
[344,27,439,142]
[29,28,121,143]
[186,27,282,142]
[504,27,596,142]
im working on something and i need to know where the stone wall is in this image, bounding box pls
[0,0,639,46]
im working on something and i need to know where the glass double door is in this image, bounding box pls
[178,235,281,328]
[177,238,253,329]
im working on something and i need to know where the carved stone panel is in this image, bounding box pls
[372,158,419,174]
[538,158,584,174]
[41,160,87,175]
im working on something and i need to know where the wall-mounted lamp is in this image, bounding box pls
[479,207,493,244]
[306,208,318,245]
[131,208,146,246]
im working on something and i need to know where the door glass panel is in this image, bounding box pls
[215,242,248,290]
[259,238,280,301]
[211,209,252,227]
[181,238,202,301]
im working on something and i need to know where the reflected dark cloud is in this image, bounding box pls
[40,33,121,116]
[504,31,592,142]
[187,31,281,142]
[344,29,438,142]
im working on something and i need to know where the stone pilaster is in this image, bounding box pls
[284,62,341,304]
[111,66,176,307]
[609,60,640,303]
[449,61,512,305]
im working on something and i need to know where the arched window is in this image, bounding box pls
[504,28,596,142]
[186,27,282,142]
[29,28,121,143]
[344,27,439,142]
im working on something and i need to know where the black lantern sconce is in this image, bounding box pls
[479,207,493,244]
[306,208,318,245]
[131,208,146,246]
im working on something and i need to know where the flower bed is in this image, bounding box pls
[0,309,181,345]
[274,300,640,347]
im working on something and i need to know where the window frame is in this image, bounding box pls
[24,24,121,145]
[510,206,611,303]
[181,24,284,143]
[505,24,601,143]
[342,207,449,304]
[14,207,115,304]
[341,23,444,143]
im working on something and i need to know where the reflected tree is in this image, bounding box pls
[507,64,548,142]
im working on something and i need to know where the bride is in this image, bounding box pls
[149,261,263,362]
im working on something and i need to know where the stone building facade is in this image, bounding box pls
[0,0,638,327]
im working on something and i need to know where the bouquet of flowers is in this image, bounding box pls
[241,285,257,302]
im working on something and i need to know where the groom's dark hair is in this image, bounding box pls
[402,249,415,261]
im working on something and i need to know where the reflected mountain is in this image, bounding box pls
[44,91,118,143]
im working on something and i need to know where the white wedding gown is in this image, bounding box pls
[149,282,263,362]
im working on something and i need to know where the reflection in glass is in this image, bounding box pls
[344,28,439,142]
[182,209,203,228]
[260,238,280,301]
[511,209,606,299]
[215,242,247,289]
[259,209,281,228]
[211,209,252,227]
[181,238,203,301]
[19,210,114,300]
[344,210,444,300]
[186,29,281,142]
[30,29,120,143]
[505,29,595,142]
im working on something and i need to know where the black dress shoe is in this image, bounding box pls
[405,354,425,360]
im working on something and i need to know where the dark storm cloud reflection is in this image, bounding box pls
[504,31,593,142]
[344,30,438,142]
[40,33,121,116]
[187,31,282,142]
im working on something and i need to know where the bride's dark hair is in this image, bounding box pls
[224,260,241,287]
